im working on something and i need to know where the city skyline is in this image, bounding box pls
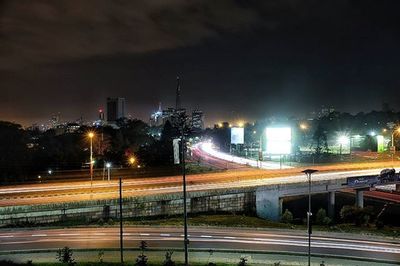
[1,1,400,125]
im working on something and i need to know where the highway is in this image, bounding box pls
[1,167,399,207]
[0,227,399,263]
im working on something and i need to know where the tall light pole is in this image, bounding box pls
[181,126,189,266]
[106,162,111,182]
[88,132,95,193]
[119,177,124,264]
[302,169,318,266]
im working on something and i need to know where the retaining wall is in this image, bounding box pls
[0,189,255,226]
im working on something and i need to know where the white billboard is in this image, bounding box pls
[266,127,292,155]
[231,127,244,144]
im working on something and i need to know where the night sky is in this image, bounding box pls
[1,1,400,126]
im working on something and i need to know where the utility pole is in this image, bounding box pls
[302,169,318,266]
[119,177,124,264]
[181,125,189,266]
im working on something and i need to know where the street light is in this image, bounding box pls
[87,131,95,192]
[237,121,245,128]
[128,156,136,165]
[299,123,308,130]
[337,135,350,155]
[302,169,318,266]
[106,162,111,181]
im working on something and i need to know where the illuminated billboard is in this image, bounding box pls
[266,127,292,155]
[231,127,244,144]
[377,135,385,153]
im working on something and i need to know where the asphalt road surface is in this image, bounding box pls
[0,227,399,264]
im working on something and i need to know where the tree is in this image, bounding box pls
[312,125,329,156]
[0,121,30,184]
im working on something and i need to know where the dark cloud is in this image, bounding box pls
[0,0,261,70]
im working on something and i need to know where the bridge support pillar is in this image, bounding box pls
[256,187,281,221]
[356,190,364,208]
[396,184,400,192]
[328,191,335,219]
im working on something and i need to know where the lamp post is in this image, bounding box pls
[181,128,189,266]
[106,162,111,181]
[302,169,318,266]
[88,132,95,193]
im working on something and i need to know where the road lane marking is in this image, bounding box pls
[160,234,170,237]
[0,235,14,238]
[200,235,212,238]
[224,236,236,239]
[31,234,47,237]
[140,233,150,236]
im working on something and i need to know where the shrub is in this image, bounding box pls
[163,251,175,266]
[375,220,384,229]
[136,241,148,266]
[98,250,104,264]
[316,208,331,225]
[281,209,293,224]
[340,205,374,226]
[56,246,75,265]
[207,249,216,266]
[238,257,248,266]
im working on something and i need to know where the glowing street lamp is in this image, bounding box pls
[128,156,136,166]
[106,162,111,181]
[87,131,95,190]
[237,121,245,128]
[299,123,308,130]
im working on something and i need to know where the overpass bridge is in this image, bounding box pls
[256,170,400,221]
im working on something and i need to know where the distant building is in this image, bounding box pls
[99,108,105,121]
[150,102,164,127]
[50,113,60,128]
[191,109,204,131]
[320,106,335,117]
[107,97,125,122]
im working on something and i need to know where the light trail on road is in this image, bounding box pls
[0,227,399,263]
[195,142,292,169]
[0,167,398,207]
